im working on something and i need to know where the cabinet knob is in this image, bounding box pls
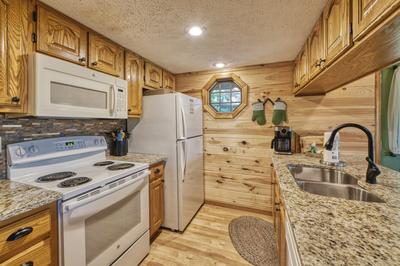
[128,109,132,112]
[11,96,20,103]
[79,57,86,62]
[20,261,33,266]
[91,61,98,66]
[154,168,161,174]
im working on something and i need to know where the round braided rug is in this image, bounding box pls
[228,216,278,266]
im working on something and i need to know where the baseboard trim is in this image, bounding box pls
[205,200,272,216]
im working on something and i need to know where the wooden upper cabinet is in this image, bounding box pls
[323,0,352,65]
[0,0,34,113]
[308,16,326,79]
[125,51,144,117]
[162,70,176,90]
[353,0,400,40]
[144,62,163,89]
[37,4,87,65]
[292,58,301,92]
[88,32,124,77]
[298,44,309,87]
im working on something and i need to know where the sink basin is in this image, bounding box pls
[296,181,385,203]
[287,164,358,185]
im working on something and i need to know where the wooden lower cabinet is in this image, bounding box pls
[149,162,165,239]
[0,202,58,266]
[272,166,286,265]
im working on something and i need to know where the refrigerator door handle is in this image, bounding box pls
[182,141,187,183]
[180,105,187,139]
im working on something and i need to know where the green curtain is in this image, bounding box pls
[381,65,400,171]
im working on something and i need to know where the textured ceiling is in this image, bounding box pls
[41,0,327,73]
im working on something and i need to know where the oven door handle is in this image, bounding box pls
[63,171,149,214]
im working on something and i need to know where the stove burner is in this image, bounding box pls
[58,177,92,187]
[37,171,77,182]
[107,163,135,171]
[94,161,115,166]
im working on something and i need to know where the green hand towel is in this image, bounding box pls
[252,101,266,125]
[272,100,287,125]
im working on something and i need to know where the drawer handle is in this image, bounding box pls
[7,227,33,241]
[91,61,98,66]
[154,168,161,174]
[20,261,33,266]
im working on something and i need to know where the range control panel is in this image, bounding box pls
[7,136,107,163]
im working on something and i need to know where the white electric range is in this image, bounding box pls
[7,136,150,266]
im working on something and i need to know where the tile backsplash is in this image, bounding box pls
[0,116,126,178]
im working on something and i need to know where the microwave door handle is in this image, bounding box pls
[110,85,116,115]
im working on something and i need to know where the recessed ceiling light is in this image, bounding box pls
[188,26,203,36]
[214,62,226,68]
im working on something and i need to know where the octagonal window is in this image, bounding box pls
[202,73,248,119]
[209,81,242,113]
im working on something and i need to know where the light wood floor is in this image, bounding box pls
[141,204,272,266]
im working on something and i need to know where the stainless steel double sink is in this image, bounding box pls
[287,164,384,203]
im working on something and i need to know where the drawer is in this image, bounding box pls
[0,210,51,258]
[0,238,51,266]
[150,164,164,182]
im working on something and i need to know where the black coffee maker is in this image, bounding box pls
[271,126,293,154]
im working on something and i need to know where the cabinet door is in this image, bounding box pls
[292,59,299,92]
[125,51,144,117]
[88,33,124,77]
[144,62,163,89]
[324,0,352,65]
[308,16,325,79]
[353,0,400,40]
[279,205,287,266]
[0,0,34,113]
[162,70,176,90]
[37,4,87,65]
[149,177,164,237]
[298,44,309,87]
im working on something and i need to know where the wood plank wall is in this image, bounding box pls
[176,63,375,213]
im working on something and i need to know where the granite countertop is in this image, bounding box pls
[0,180,61,222]
[272,154,400,265]
[107,152,167,166]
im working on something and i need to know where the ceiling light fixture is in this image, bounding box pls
[188,26,203,36]
[214,62,226,68]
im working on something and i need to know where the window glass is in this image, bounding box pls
[209,81,242,113]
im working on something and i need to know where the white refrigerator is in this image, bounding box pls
[129,93,204,231]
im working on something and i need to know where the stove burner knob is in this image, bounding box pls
[94,139,99,145]
[28,145,38,154]
[100,138,105,145]
[15,147,26,157]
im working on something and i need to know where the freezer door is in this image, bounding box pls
[177,136,204,231]
[176,94,203,139]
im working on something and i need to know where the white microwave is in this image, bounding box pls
[28,53,128,119]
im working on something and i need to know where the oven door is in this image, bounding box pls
[61,174,149,266]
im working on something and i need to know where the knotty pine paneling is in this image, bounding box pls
[176,63,375,213]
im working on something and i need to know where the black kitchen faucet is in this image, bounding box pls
[324,123,381,184]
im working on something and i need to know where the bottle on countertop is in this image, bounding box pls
[323,132,340,163]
